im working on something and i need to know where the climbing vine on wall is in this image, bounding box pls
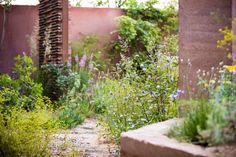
[110,0,178,60]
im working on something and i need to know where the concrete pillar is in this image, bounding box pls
[179,0,232,98]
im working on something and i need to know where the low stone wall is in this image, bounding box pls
[121,119,215,157]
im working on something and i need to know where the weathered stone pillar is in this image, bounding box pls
[179,0,232,98]
[38,0,68,66]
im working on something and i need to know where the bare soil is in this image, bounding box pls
[210,143,236,157]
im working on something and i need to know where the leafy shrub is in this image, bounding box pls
[112,15,160,58]
[0,54,82,156]
[125,0,178,34]
[0,55,46,111]
[0,106,55,157]
[39,57,93,101]
[110,0,178,60]
[39,63,72,101]
[54,70,92,128]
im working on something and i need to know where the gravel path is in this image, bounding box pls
[51,118,119,157]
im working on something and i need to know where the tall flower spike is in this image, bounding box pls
[79,54,87,68]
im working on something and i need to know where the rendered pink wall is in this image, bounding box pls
[0,6,123,74]
[0,5,38,74]
[69,7,124,51]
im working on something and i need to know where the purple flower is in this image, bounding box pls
[79,54,87,68]
[75,55,79,62]
[89,63,94,70]
[233,70,236,75]
[176,89,184,96]
[228,57,233,62]
[170,89,184,101]
[22,52,26,56]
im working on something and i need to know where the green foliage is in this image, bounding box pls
[170,68,236,146]
[94,0,126,8]
[92,78,118,114]
[169,100,211,145]
[111,0,178,60]
[117,15,160,51]
[55,100,91,128]
[125,0,178,33]
[201,69,236,145]
[0,107,55,157]
[13,55,43,99]
[112,15,160,57]
[39,64,90,102]
[54,70,92,128]
[0,55,45,110]
[93,46,178,143]
[39,64,70,101]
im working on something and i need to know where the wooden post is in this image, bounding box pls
[38,0,68,66]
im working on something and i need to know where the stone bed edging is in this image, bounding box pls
[120,118,216,157]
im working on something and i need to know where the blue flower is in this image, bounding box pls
[176,89,184,96]
[170,93,178,100]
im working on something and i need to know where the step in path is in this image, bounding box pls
[52,118,120,157]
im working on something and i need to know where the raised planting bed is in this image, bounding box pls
[121,119,236,157]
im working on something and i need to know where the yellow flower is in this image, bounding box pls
[225,65,236,72]
[227,53,232,59]
[204,83,208,88]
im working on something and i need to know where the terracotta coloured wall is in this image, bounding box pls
[179,0,232,98]
[232,0,236,61]
[0,6,123,74]
[68,7,124,52]
[0,5,38,74]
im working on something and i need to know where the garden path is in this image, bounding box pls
[52,117,119,157]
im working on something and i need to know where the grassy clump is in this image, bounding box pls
[169,100,211,145]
